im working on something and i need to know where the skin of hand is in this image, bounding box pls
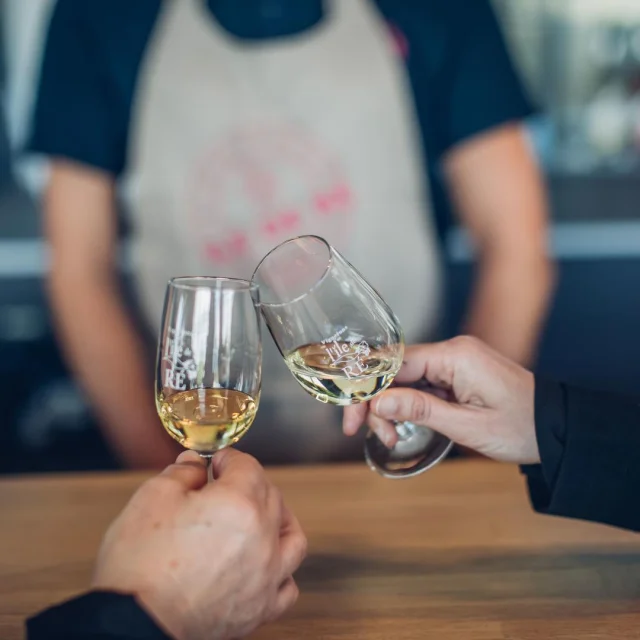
[92,449,307,640]
[343,336,539,465]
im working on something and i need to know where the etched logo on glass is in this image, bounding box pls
[162,328,199,391]
[321,327,370,379]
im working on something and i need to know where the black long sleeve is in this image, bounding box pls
[26,592,172,640]
[522,377,640,532]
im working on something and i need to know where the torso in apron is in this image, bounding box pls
[123,0,443,463]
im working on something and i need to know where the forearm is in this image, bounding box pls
[464,252,555,366]
[48,272,177,469]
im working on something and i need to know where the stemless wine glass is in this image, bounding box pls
[251,235,452,479]
[156,277,262,481]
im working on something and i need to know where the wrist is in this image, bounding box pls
[135,587,230,640]
[135,589,189,640]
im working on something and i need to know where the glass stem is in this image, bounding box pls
[201,454,214,484]
[394,421,416,441]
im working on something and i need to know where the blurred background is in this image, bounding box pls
[1,0,639,475]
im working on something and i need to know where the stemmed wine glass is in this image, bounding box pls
[251,235,452,479]
[155,277,262,481]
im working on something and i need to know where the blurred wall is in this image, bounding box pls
[2,0,53,192]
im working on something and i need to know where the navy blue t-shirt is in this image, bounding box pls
[27,0,534,240]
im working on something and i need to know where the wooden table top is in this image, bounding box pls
[1,460,638,639]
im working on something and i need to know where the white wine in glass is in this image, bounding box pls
[284,342,403,406]
[157,388,259,453]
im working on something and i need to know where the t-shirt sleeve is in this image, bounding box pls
[440,0,536,154]
[26,0,125,175]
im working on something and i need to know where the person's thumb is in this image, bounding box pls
[160,450,208,492]
[371,388,471,443]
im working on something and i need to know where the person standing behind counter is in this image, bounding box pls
[25,0,554,469]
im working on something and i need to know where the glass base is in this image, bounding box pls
[364,422,453,479]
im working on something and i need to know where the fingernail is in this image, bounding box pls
[383,431,396,449]
[375,396,398,418]
[177,451,202,464]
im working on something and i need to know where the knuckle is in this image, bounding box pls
[135,478,156,497]
[293,532,308,566]
[242,452,263,473]
[228,494,262,530]
[276,581,299,616]
[410,395,430,423]
[244,458,269,490]
[452,335,480,351]
[267,583,299,622]
[137,476,174,499]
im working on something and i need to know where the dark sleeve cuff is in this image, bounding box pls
[521,377,566,513]
[523,378,640,532]
[27,591,172,640]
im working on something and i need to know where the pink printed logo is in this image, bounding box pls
[186,122,355,275]
[315,183,352,216]
[204,231,248,265]
[262,210,301,238]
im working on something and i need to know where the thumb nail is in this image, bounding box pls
[375,396,398,418]
[176,450,203,465]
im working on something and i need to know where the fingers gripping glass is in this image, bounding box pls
[156,278,262,481]
[251,236,452,479]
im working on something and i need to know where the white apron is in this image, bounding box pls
[124,0,443,462]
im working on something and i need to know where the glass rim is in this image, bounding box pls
[168,276,259,293]
[251,235,334,308]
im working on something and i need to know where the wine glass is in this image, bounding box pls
[156,277,262,481]
[251,235,452,479]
